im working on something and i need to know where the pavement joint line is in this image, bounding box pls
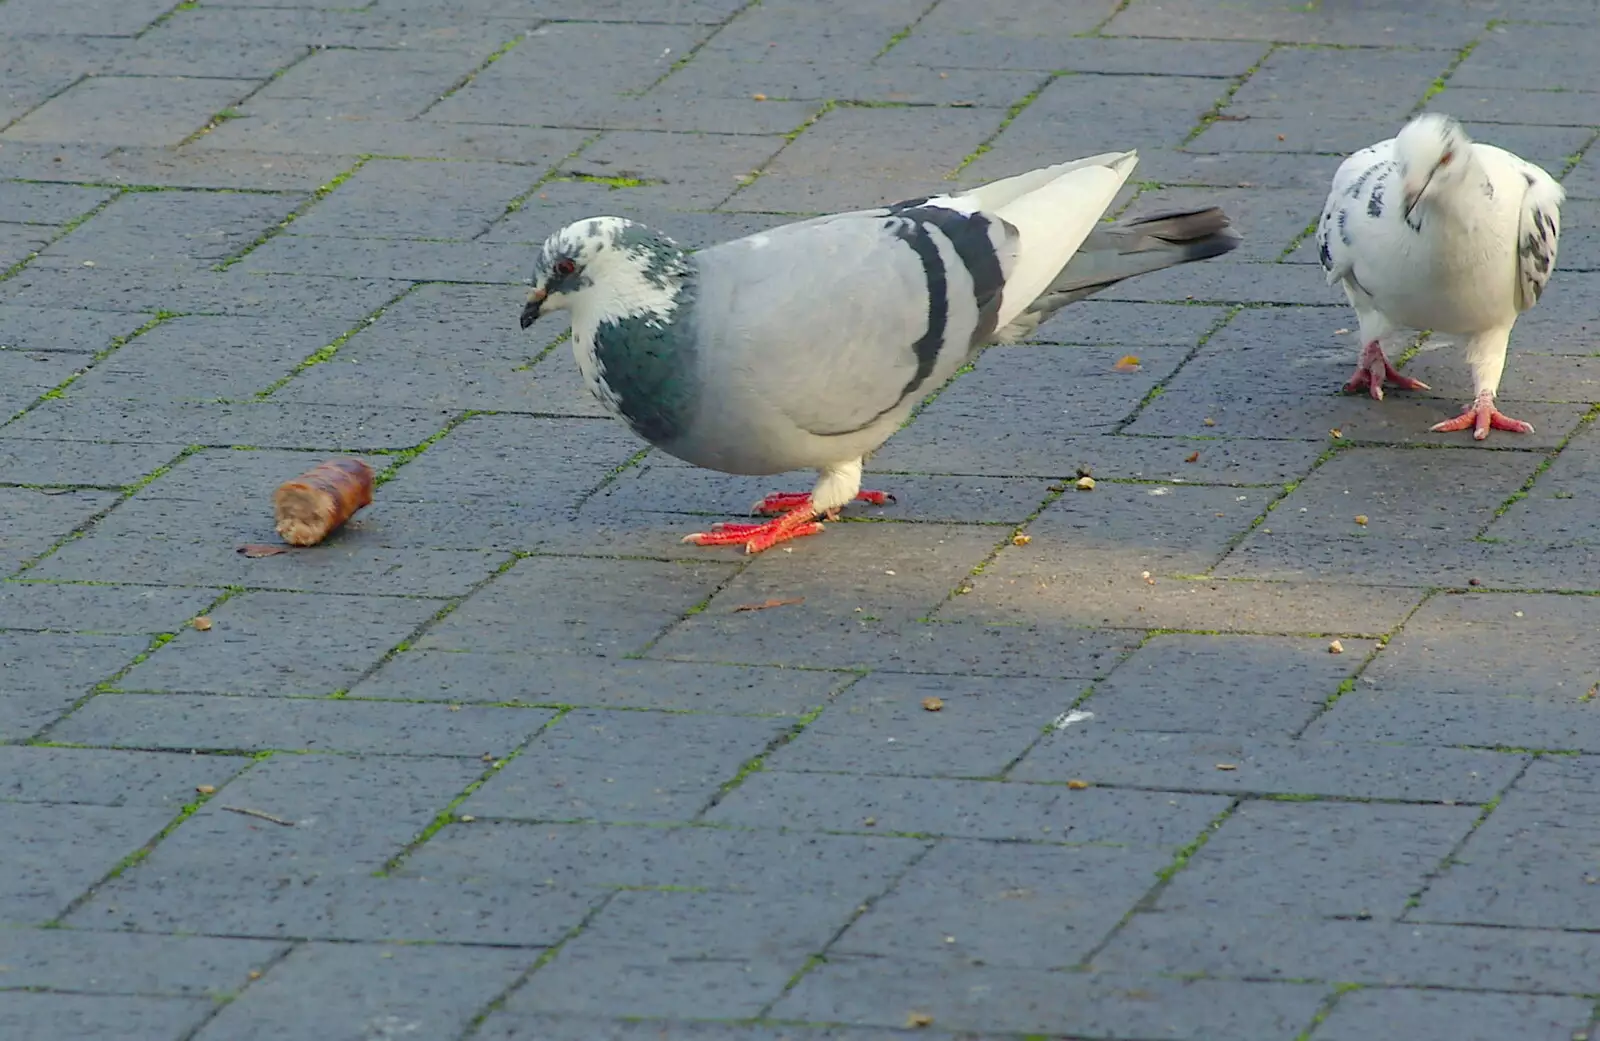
[1292,983,1364,1041]
[24,584,241,745]
[172,45,318,149]
[638,0,762,93]
[937,480,1067,607]
[476,132,604,237]
[253,282,422,399]
[872,0,941,60]
[456,891,622,1040]
[416,29,535,119]
[1076,799,1243,968]
[173,939,299,1041]
[1398,754,1535,921]
[3,441,202,582]
[1290,587,1436,738]
[757,839,941,1019]
[1412,35,1483,116]
[947,75,1056,179]
[715,99,836,206]
[1181,42,1276,146]
[1084,0,1136,37]
[0,189,123,284]
[1113,303,1244,433]
[1477,404,1599,536]
[213,157,370,270]
[337,551,523,697]
[0,310,182,426]
[377,707,570,877]
[0,72,86,137]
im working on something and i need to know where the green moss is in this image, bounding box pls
[950,81,1052,176]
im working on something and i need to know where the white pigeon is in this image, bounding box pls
[1316,112,1564,440]
[519,151,1241,553]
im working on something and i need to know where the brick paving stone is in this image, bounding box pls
[0,801,177,924]
[1097,912,1600,993]
[1152,800,1480,919]
[707,771,1231,846]
[1313,989,1596,1041]
[772,963,1326,1039]
[459,709,791,822]
[112,590,441,696]
[1011,730,1522,802]
[830,840,1173,968]
[0,632,149,742]
[51,692,557,757]
[190,943,533,1041]
[1413,756,1600,929]
[506,890,852,1019]
[6,1,1600,1036]
[0,993,213,1041]
[763,672,1084,777]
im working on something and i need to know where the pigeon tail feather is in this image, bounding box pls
[986,150,1140,332]
[992,205,1243,343]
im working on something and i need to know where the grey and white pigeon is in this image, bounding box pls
[519,151,1241,552]
[1316,113,1564,440]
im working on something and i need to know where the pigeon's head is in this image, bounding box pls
[521,216,690,329]
[1396,113,1473,218]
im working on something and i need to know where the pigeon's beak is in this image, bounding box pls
[520,287,546,329]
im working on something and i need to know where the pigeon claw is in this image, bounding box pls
[1429,395,1535,441]
[1343,341,1429,401]
[750,489,896,516]
[681,507,826,554]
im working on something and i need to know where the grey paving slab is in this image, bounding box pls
[51,692,557,757]
[0,801,176,924]
[1413,756,1600,929]
[0,580,219,634]
[0,993,213,1041]
[772,962,1326,1039]
[706,770,1231,846]
[459,709,789,822]
[395,821,929,899]
[113,590,441,696]
[1313,989,1595,1041]
[1084,633,1379,738]
[1011,730,1523,802]
[190,942,533,1041]
[2,77,253,148]
[831,840,1172,968]
[1097,912,1600,993]
[763,672,1083,778]
[0,746,252,807]
[0,632,149,742]
[507,890,850,1019]
[0,928,285,995]
[350,652,849,714]
[0,0,179,37]
[1153,800,1479,919]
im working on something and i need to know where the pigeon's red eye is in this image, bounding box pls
[555,258,577,277]
[1440,151,1454,166]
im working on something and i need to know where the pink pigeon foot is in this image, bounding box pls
[1430,392,1535,441]
[681,506,826,554]
[1343,340,1430,401]
[750,489,895,518]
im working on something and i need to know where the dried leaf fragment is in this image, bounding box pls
[1184,451,1200,463]
[1067,779,1090,790]
[1011,533,1032,546]
[237,544,289,558]
[191,616,213,631]
[921,696,944,712]
[1328,639,1344,654]
[1355,515,1369,526]
[751,92,767,101]
[733,597,804,612]
[195,784,216,795]
[1113,355,1142,373]
[1076,476,1096,491]
[1215,763,1238,771]
[1203,417,1216,427]
[906,1013,935,1029]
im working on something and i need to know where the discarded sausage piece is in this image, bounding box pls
[272,458,374,547]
